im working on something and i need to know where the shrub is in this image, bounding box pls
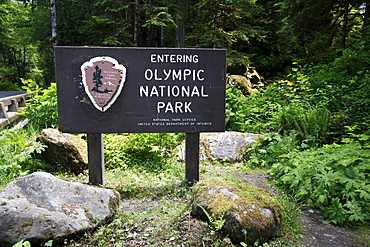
[104,133,184,171]
[246,132,298,168]
[19,79,58,128]
[301,41,370,132]
[270,143,370,226]
[0,125,47,190]
[0,77,21,91]
[225,84,282,133]
[278,103,332,148]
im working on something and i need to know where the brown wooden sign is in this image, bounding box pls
[55,47,226,133]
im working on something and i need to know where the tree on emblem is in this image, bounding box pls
[91,65,113,93]
[91,65,103,93]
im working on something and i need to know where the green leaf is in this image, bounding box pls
[12,240,31,247]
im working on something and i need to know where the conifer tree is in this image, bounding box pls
[92,66,103,93]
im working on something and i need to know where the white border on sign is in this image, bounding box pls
[81,56,127,112]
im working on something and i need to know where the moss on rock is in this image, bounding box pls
[192,177,283,245]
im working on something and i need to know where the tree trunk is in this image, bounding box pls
[161,26,164,47]
[50,0,57,48]
[175,0,184,48]
[363,1,370,38]
[134,0,138,46]
[50,0,57,72]
[341,1,349,49]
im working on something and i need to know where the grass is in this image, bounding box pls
[63,162,239,247]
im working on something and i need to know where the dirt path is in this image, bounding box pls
[299,207,368,247]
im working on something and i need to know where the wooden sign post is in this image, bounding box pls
[185,132,200,185]
[87,133,104,185]
[55,47,226,185]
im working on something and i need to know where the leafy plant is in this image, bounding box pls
[246,132,298,168]
[19,79,58,128]
[0,125,48,190]
[199,205,226,231]
[104,133,184,171]
[225,84,282,133]
[278,103,332,148]
[0,77,21,91]
[271,143,370,226]
[297,41,370,132]
[13,240,31,247]
[341,125,370,148]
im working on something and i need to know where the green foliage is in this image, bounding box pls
[75,0,134,47]
[0,1,44,87]
[0,77,21,91]
[278,103,332,148]
[270,143,370,226]
[298,41,370,131]
[104,133,184,171]
[186,0,264,48]
[142,6,176,28]
[1,0,370,84]
[0,125,48,191]
[342,126,370,148]
[225,84,282,133]
[12,240,31,247]
[199,205,226,231]
[271,193,303,246]
[246,132,297,168]
[19,79,58,129]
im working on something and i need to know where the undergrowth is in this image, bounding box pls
[247,131,370,227]
[104,132,184,171]
[271,143,370,226]
[0,123,52,190]
[19,79,58,128]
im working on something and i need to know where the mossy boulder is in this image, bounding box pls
[36,128,88,174]
[192,178,283,245]
[227,75,253,95]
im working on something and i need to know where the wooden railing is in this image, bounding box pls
[0,92,30,128]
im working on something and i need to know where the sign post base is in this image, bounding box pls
[185,132,200,185]
[87,133,105,185]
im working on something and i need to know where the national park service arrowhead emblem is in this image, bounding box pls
[81,56,126,112]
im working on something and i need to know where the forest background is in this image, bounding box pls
[1,0,369,86]
[0,0,370,243]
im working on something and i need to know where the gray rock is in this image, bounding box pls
[0,172,119,246]
[226,66,264,87]
[176,132,259,162]
[227,75,253,95]
[192,178,283,245]
[36,128,88,174]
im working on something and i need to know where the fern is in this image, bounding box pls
[271,143,370,225]
[278,103,332,147]
[199,205,226,231]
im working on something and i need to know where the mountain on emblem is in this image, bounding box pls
[81,56,126,112]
